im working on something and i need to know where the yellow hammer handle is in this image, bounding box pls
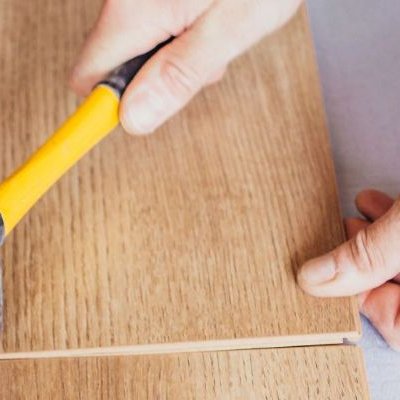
[0,85,119,235]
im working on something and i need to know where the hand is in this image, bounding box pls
[298,189,400,350]
[70,0,302,134]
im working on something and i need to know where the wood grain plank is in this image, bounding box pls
[0,346,369,399]
[0,0,360,356]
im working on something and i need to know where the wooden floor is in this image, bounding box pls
[0,0,370,397]
[0,1,360,357]
[0,346,368,399]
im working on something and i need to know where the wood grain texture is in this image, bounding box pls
[0,346,369,399]
[0,0,360,356]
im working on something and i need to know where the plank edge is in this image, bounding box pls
[0,331,361,360]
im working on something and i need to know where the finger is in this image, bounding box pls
[359,282,400,351]
[344,217,369,239]
[344,218,372,303]
[120,0,303,134]
[346,214,400,286]
[69,0,173,96]
[356,189,395,221]
[297,199,400,297]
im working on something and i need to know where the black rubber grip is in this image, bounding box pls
[98,37,173,97]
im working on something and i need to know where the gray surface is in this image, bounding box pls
[307,1,400,398]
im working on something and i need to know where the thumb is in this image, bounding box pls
[119,29,226,134]
[120,0,302,134]
[119,30,228,134]
[297,199,400,297]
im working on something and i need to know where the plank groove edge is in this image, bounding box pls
[0,331,361,360]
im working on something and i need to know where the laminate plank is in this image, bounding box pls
[0,0,360,356]
[0,346,369,399]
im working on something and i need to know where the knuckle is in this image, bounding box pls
[161,56,203,100]
[347,228,384,272]
[384,198,400,238]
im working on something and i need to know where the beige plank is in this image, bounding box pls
[0,0,359,356]
[0,346,369,399]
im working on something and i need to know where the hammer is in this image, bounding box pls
[0,39,171,329]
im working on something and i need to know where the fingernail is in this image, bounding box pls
[122,85,166,134]
[298,254,337,285]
